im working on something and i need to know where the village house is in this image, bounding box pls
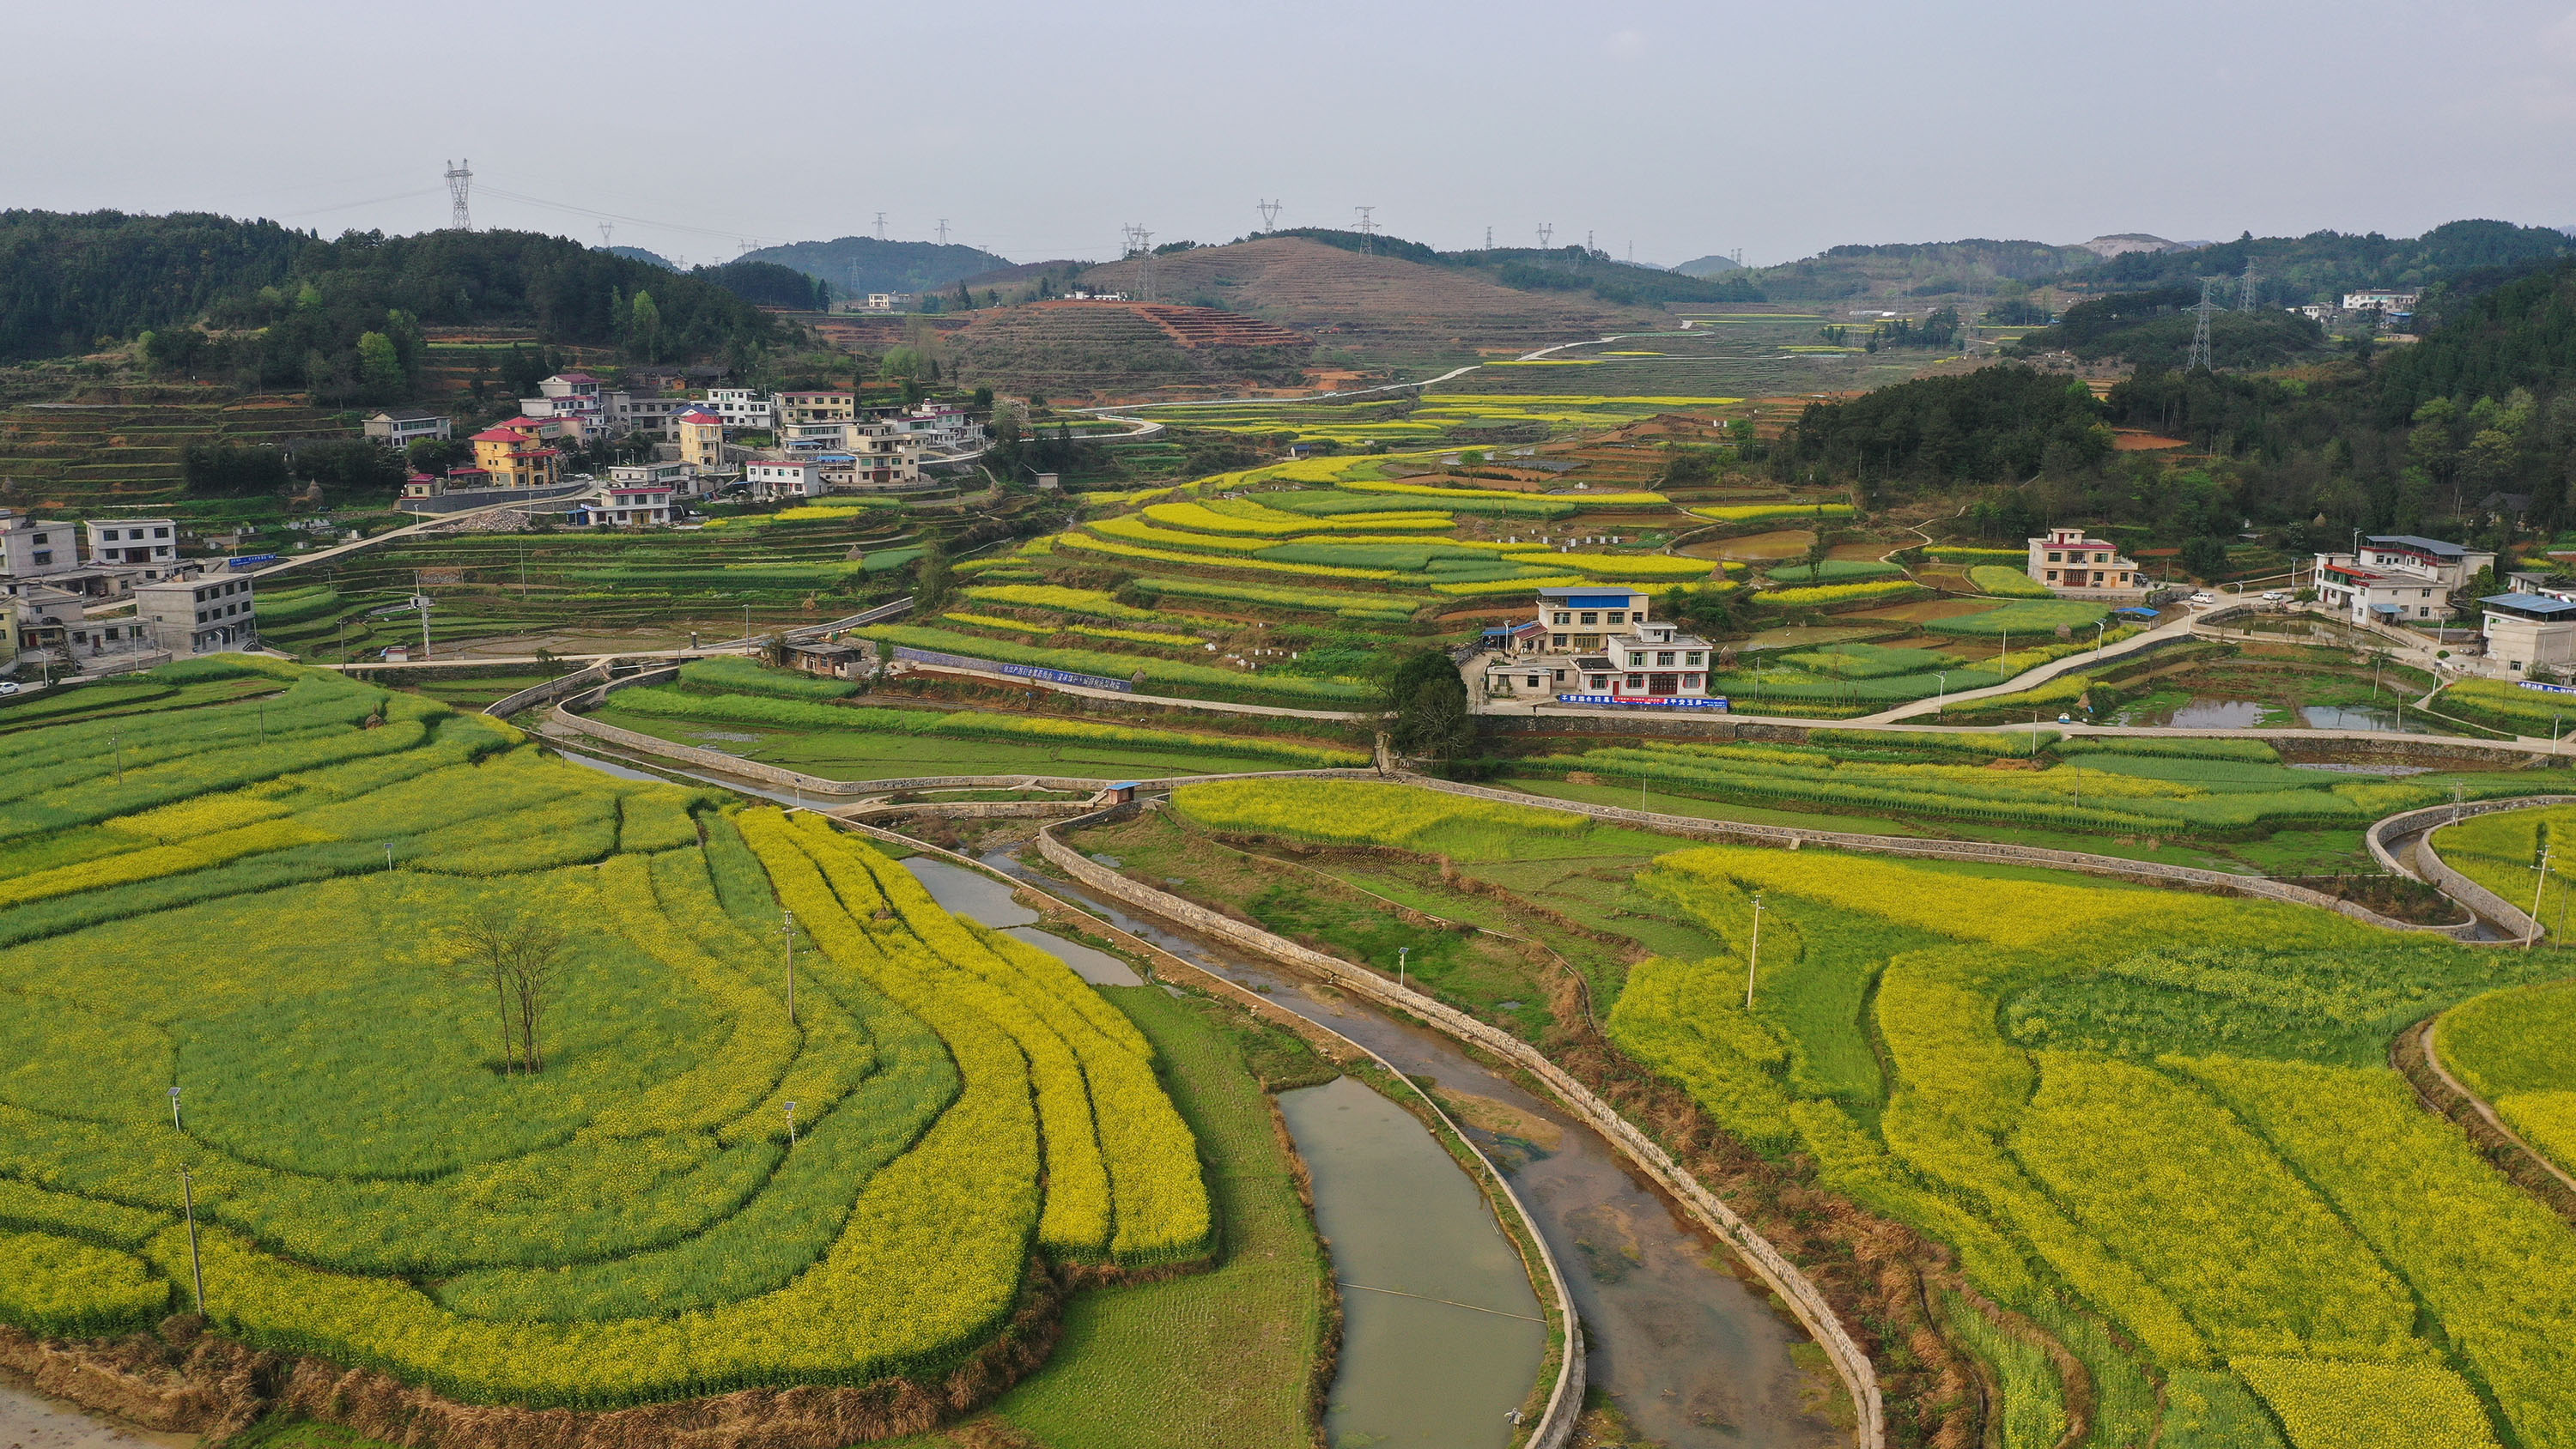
[2312,535,2495,627]
[2026,526,2150,599]
[361,409,453,447]
[1479,585,1723,706]
[468,418,566,489]
[134,573,258,657]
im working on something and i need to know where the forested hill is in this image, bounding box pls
[1782,256,2576,548]
[738,235,1012,295]
[2050,220,2575,306]
[0,211,777,373]
[689,258,830,311]
[0,209,306,362]
[1256,227,1763,305]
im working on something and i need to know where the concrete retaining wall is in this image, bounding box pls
[1398,774,2470,938]
[2367,796,2576,941]
[484,663,611,719]
[1037,806,1881,1449]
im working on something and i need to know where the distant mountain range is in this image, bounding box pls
[738,236,1014,296]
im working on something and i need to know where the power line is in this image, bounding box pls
[444,159,473,231]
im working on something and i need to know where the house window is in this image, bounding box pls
[1527,675,1541,688]
[1686,651,1704,664]
[1627,653,1645,667]
[1656,652,1675,665]
[1552,611,1571,625]
[2045,570,2058,583]
[1552,669,1566,682]
[1551,634,1569,649]
[1605,611,1625,624]
[32,551,49,565]
[2047,551,2062,563]
[1625,673,1644,689]
[1579,612,1598,626]
[1589,675,1609,689]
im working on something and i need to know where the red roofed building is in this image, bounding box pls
[675,409,728,470]
[470,421,564,489]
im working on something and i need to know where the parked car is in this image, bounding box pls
[0,681,19,695]
[2261,591,2289,603]
[2189,592,2217,605]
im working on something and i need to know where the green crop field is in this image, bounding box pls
[0,658,1256,1428]
[1127,778,2576,1449]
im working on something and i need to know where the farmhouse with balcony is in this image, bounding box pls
[2312,536,2495,627]
[1480,585,1721,706]
[2026,526,2150,600]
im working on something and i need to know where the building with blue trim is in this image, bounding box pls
[1479,585,1720,706]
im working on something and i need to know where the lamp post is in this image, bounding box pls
[1935,671,1948,713]
[2094,620,2106,653]
[1398,945,1408,994]
[1744,892,1765,1010]
[169,1086,183,1131]
[785,1100,799,1149]
[112,735,124,785]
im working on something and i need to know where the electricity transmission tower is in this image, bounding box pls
[444,159,473,231]
[1259,199,1282,232]
[597,223,613,249]
[1485,225,1493,251]
[1122,225,1156,301]
[2185,278,2221,371]
[874,211,887,239]
[1537,223,1553,248]
[937,218,949,246]
[2238,259,2258,312]
[1354,206,1375,254]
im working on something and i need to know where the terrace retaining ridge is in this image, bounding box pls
[1398,773,2480,940]
[1036,803,1878,1449]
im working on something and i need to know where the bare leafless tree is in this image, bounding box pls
[442,910,569,1074]
[507,918,568,1073]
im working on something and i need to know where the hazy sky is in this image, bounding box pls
[9,0,2573,268]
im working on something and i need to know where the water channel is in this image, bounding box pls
[554,746,1847,1445]
[987,850,1846,1449]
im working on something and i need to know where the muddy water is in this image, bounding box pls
[992,852,1844,1449]
[900,858,1141,985]
[1279,1076,1548,1447]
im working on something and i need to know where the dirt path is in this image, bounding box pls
[0,1379,194,1449]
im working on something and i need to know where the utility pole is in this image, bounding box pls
[179,1169,205,1315]
[1354,206,1375,255]
[780,908,798,1026]
[2531,837,2555,949]
[1259,199,1282,233]
[444,159,473,231]
[1744,893,1765,1009]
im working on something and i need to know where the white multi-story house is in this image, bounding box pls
[2312,536,2495,627]
[703,389,775,430]
[2478,589,2576,677]
[896,402,982,452]
[606,391,697,436]
[0,510,76,579]
[744,460,822,500]
[1479,586,1723,706]
[361,409,453,447]
[2342,290,2420,314]
[2026,526,2150,598]
[775,390,857,426]
[608,460,703,498]
[572,482,679,528]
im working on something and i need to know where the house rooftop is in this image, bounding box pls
[2482,592,2576,618]
[1536,585,1648,599]
[2366,535,2475,558]
[370,409,445,421]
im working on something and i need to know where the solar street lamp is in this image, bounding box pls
[786,1100,799,1149]
[780,910,798,1026]
[169,1085,183,1131]
[1398,945,1408,994]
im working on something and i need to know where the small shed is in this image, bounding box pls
[784,640,866,679]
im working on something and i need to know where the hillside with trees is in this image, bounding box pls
[1742,239,2104,300]
[1785,255,2576,559]
[1259,227,1763,305]
[2046,220,2575,307]
[2004,288,2325,367]
[738,235,1014,295]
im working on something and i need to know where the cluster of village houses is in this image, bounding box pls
[367,373,986,525]
[1471,524,2576,711]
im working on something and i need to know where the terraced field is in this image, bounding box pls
[0,658,1252,1436]
[0,397,353,519]
[1130,778,2576,1449]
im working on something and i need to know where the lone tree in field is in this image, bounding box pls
[446,909,571,1074]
